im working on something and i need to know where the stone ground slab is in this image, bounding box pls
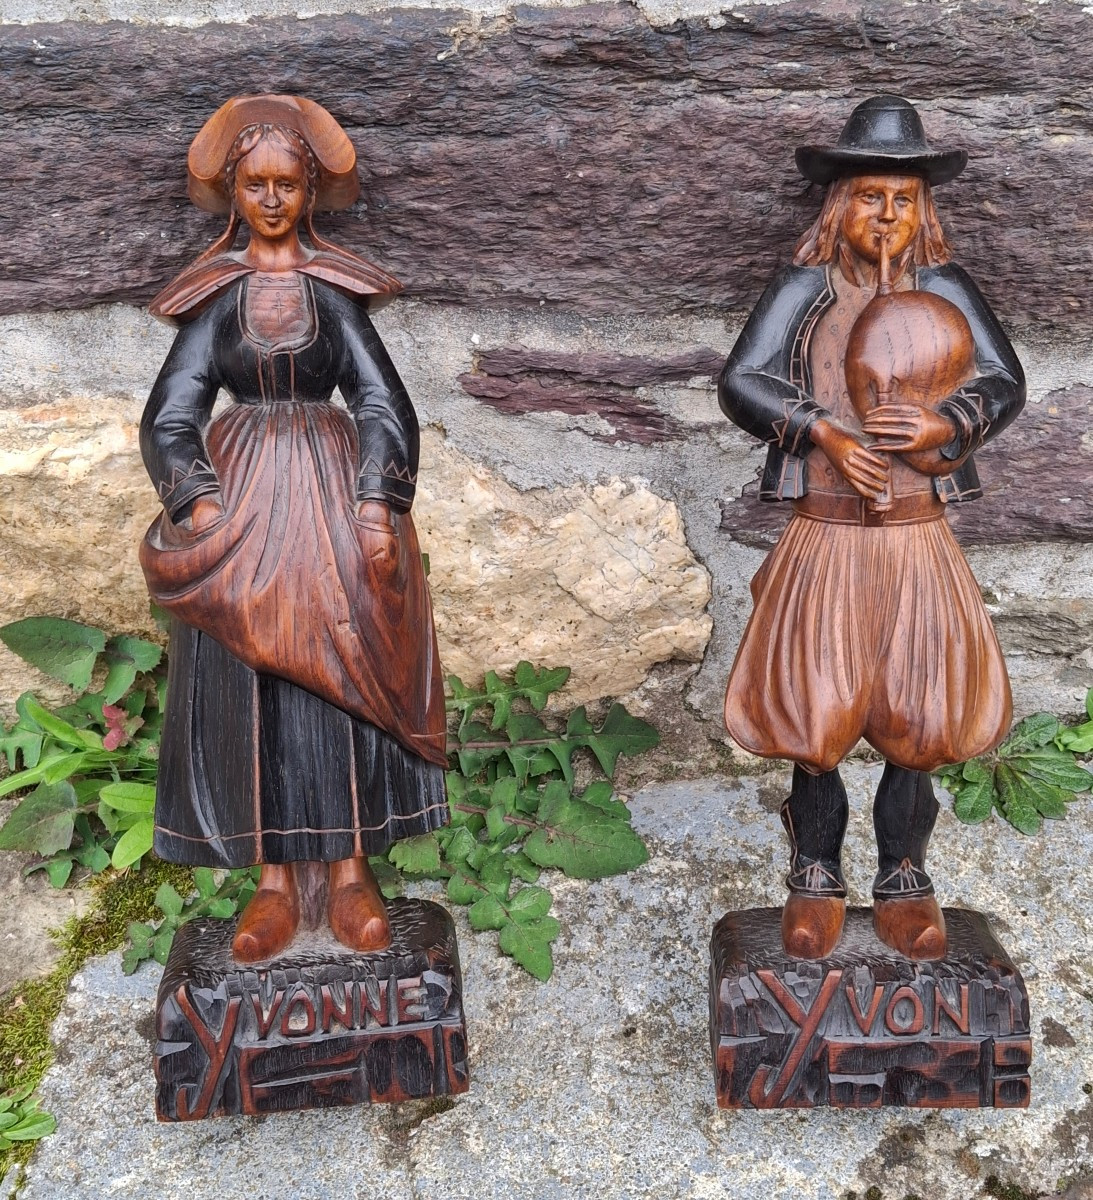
[5,764,1092,1199]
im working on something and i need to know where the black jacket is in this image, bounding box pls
[718,262,1025,502]
[141,276,418,522]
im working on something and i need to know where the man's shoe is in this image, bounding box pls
[873,894,948,961]
[781,893,846,959]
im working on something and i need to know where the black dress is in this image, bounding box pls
[140,270,448,869]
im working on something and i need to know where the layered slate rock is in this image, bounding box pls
[4,0,1093,329]
[459,345,723,444]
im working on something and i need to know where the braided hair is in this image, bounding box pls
[197,122,337,261]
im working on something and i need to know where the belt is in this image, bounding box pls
[792,491,945,527]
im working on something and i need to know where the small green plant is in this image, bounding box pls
[0,1082,55,1152]
[122,869,260,973]
[121,664,656,981]
[938,688,1093,835]
[0,618,658,983]
[0,617,166,882]
[381,664,656,979]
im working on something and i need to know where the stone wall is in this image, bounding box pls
[2,0,1092,738]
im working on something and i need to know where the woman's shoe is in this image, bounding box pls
[328,857,392,953]
[232,863,300,963]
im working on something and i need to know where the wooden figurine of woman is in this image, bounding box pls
[140,95,448,965]
[719,96,1025,962]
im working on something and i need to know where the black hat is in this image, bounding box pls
[795,95,967,186]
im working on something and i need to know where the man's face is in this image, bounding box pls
[840,173,923,264]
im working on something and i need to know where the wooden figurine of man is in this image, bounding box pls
[719,96,1025,962]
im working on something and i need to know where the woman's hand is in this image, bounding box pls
[810,418,889,501]
[861,404,957,453]
[356,500,399,579]
[188,495,225,532]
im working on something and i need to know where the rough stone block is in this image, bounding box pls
[709,906,1030,1110]
[5,2,1093,331]
[154,897,469,1120]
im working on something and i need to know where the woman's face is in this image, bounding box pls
[840,173,922,263]
[234,137,308,240]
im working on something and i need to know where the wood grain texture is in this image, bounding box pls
[155,897,469,1120]
[719,385,1093,546]
[4,0,1093,326]
[710,906,1031,1110]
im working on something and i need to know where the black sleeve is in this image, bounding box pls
[337,301,419,513]
[718,267,829,458]
[925,264,1026,459]
[139,310,222,522]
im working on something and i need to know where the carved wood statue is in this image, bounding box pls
[140,95,448,964]
[718,96,1026,963]
[141,97,469,1119]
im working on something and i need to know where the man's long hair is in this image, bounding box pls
[792,177,954,268]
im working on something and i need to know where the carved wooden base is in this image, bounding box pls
[710,907,1030,1110]
[155,897,469,1121]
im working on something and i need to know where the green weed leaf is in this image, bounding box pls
[578,780,631,819]
[505,713,552,783]
[388,833,443,876]
[1022,778,1069,819]
[1001,713,1062,753]
[447,870,482,905]
[467,895,508,931]
[995,763,1041,835]
[22,699,102,751]
[111,818,154,870]
[5,1112,56,1142]
[513,662,571,710]
[478,854,513,897]
[0,725,44,773]
[444,826,478,865]
[194,867,218,898]
[456,721,503,776]
[951,771,996,825]
[524,789,649,879]
[498,916,560,980]
[508,852,541,883]
[152,928,174,965]
[507,885,552,923]
[155,882,184,919]
[0,618,106,691]
[585,704,660,776]
[485,805,508,840]
[0,782,78,856]
[1008,748,1093,793]
[99,781,157,814]
[1058,721,1093,754]
[368,856,405,899]
[128,921,153,951]
[100,635,163,705]
[43,857,74,888]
